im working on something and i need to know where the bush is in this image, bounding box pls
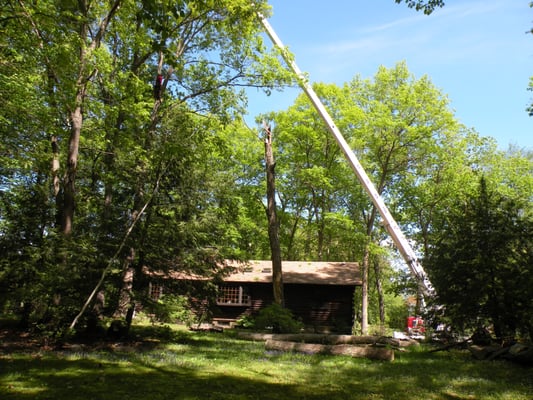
[235,314,254,329]
[147,295,198,327]
[252,303,303,333]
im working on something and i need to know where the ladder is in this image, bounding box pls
[257,13,435,300]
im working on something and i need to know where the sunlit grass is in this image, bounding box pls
[1,327,532,400]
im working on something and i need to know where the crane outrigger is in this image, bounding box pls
[257,12,435,301]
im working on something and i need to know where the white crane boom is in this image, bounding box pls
[257,13,435,299]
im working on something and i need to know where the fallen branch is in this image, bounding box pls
[265,339,394,361]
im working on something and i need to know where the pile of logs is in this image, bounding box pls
[236,332,420,362]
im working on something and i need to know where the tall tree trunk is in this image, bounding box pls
[264,123,284,306]
[59,0,121,235]
[360,243,370,335]
[114,247,135,318]
[51,134,62,228]
[317,214,324,261]
[373,256,386,333]
[359,205,378,335]
[62,105,83,235]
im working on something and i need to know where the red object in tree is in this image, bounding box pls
[153,74,163,100]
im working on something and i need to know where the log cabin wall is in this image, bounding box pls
[213,283,355,333]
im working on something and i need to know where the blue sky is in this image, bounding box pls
[246,0,533,150]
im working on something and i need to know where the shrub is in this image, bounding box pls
[147,295,198,327]
[252,303,303,333]
[235,314,254,329]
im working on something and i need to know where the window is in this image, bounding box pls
[217,285,251,306]
[148,282,164,301]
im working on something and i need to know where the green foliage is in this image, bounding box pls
[0,0,291,334]
[146,295,198,327]
[1,0,530,342]
[251,303,303,333]
[234,314,255,329]
[426,177,533,340]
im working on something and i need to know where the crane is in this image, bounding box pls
[257,12,435,301]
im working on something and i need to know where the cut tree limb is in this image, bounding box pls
[265,339,394,361]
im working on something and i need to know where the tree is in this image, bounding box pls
[426,177,533,341]
[0,0,292,333]
[263,123,284,306]
[337,62,462,333]
[260,84,362,262]
[261,62,479,334]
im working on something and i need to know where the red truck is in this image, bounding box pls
[407,316,425,336]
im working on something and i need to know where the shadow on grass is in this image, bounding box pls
[1,333,532,400]
[2,354,321,400]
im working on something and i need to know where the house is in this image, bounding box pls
[213,260,360,333]
[147,260,361,333]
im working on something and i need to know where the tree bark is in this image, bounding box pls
[59,1,122,235]
[62,105,83,235]
[264,123,284,306]
[373,256,386,330]
[360,243,370,335]
[113,248,135,318]
[358,204,379,335]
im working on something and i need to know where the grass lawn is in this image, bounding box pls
[1,325,532,400]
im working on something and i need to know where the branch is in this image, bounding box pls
[91,0,121,50]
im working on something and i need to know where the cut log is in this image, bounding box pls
[265,339,394,361]
[237,332,416,347]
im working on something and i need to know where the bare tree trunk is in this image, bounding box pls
[263,123,284,306]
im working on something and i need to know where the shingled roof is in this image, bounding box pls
[144,260,360,286]
[224,260,360,286]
